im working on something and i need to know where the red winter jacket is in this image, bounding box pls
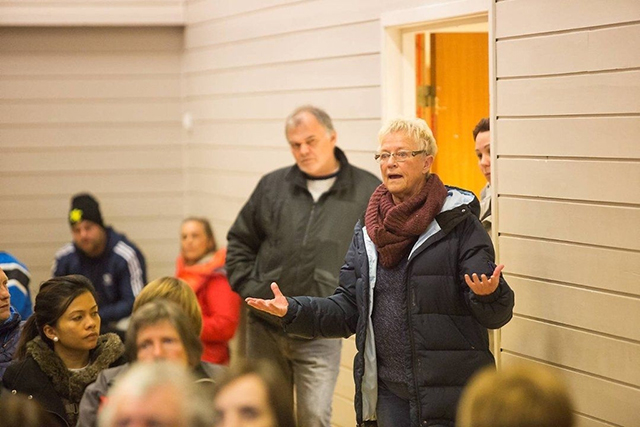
[176,248,241,364]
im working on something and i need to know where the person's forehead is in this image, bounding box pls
[0,268,7,283]
[380,131,416,147]
[72,219,100,230]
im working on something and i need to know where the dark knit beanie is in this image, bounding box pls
[69,193,104,228]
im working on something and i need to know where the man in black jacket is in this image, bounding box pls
[226,105,380,427]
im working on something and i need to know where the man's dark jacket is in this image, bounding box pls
[226,147,380,324]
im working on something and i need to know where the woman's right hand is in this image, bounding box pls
[245,282,288,317]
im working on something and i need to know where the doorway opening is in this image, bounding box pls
[381,7,489,198]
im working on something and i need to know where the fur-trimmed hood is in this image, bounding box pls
[26,333,124,403]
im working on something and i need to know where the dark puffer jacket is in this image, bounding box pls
[283,188,514,426]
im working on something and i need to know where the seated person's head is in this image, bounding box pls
[16,275,101,361]
[213,360,295,427]
[0,391,56,427]
[68,193,108,258]
[133,276,202,334]
[125,299,203,368]
[181,217,217,266]
[98,361,214,427]
[457,363,575,427]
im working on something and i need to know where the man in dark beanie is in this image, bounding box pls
[52,193,147,336]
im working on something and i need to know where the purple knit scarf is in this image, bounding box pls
[365,174,447,268]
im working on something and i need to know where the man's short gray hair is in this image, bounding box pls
[98,362,215,427]
[285,105,335,135]
[378,117,438,157]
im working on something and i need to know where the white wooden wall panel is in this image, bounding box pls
[2,194,184,223]
[0,126,183,149]
[0,52,182,76]
[495,0,640,38]
[497,159,640,204]
[186,54,380,96]
[188,88,380,122]
[502,354,640,427]
[0,1,184,26]
[0,172,183,197]
[507,276,640,341]
[497,23,640,77]
[186,0,305,24]
[502,317,640,387]
[2,218,178,246]
[183,21,380,72]
[0,102,181,125]
[497,117,640,158]
[0,27,184,52]
[497,70,640,116]
[0,26,184,289]
[188,119,381,151]
[493,1,640,425]
[499,236,640,296]
[3,148,181,173]
[186,0,382,48]
[0,78,180,100]
[499,198,640,251]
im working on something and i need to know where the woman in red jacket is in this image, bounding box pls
[176,217,240,365]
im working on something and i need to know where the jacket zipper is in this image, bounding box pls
[406,262,423,425]
[302,202,316,247]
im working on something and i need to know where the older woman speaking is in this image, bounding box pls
[246,117,514,427]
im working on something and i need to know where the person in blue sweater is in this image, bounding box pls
[0,251,33,319]
[52,193,146,336]
[0,267,24,381]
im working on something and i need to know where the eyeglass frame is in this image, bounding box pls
[374,150,427,164]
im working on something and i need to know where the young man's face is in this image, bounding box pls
[71,220,107,257]
[286,111,338,177]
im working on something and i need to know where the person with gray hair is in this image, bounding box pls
[226,105,380,426]
[98,361,215,427]
[245,117,514,426]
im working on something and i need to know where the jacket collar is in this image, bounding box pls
[285,147,352,192]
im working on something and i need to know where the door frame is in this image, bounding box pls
[380,0,490,121]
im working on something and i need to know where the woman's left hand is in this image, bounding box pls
[464,264,504,296]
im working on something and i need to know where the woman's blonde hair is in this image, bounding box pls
[133,276,202,334]
[457,363,575,427]
[378,117,438,156]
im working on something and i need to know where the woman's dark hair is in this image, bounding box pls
[214,360,296,427]
[15,275,97,360]
[472,117,490,141]
[182,217,217,253]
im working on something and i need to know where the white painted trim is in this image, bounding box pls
[381,0,488,28]
[380,0,490,121]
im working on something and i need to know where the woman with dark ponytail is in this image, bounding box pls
[2,275,125,427]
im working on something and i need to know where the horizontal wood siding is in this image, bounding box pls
[494,0,640,425]
[0,26,185,290]
[0,1,184,26]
